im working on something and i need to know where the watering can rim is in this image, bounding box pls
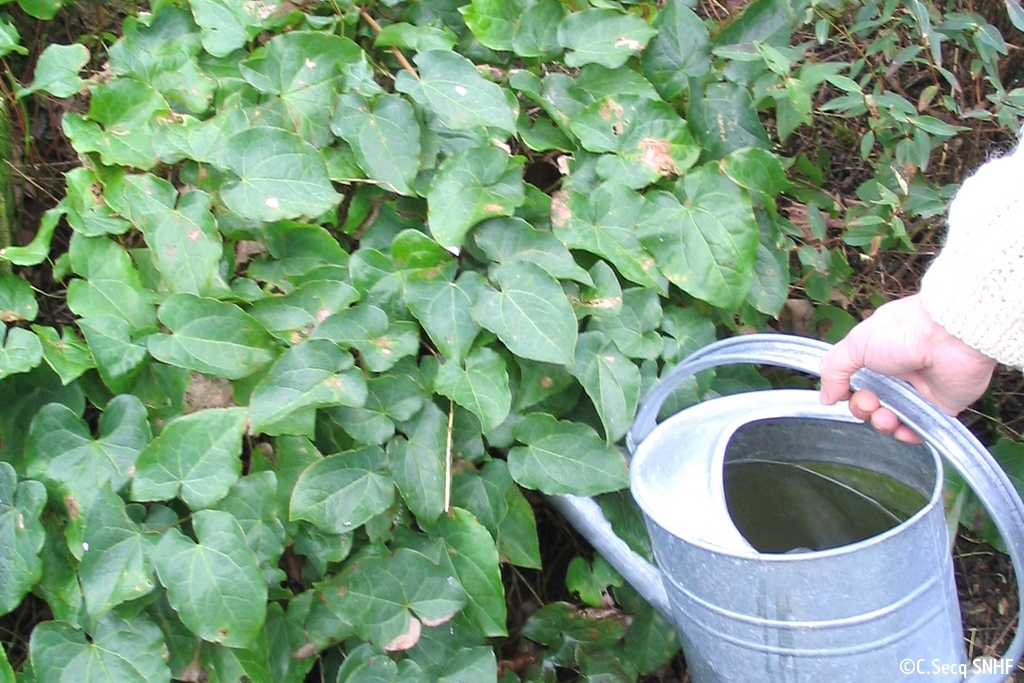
[629,388,946,560]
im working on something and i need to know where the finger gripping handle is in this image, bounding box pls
[626,334,1024,681]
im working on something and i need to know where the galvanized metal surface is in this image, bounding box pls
[553,334,1024,683]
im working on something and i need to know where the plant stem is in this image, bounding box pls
[0,96,12,276]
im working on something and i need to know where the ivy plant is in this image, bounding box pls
[0,0,1021,681]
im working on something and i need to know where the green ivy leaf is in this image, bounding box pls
[0,206,61,266]
[553,182,666,293]
[62,80,168,169]
[290,447,395,534]
[430,508,507,637]
[79,485,156,617]
[687,81,771,158]
[34,517,84,626]
[508,414,628,496]
[461,0,527,51]
[571,331,640,442]
[375,23,458,52]
[249,339,368,435]
[64,167,131,237]
[16,42,88,98]
[247,280,358,342]
[474,217,592,285]
[0,462,45,616]
[427,148,525,252]
[569,95,700,188]
[330,365,427,446]
[396,50,516,135]
[637,165,758,309]
[748,223,789,317]
[330,547,466,647]
[189,0,272,57]
[0,18,26,60]
[29,613,171,683]
[77,316,148,393]
[131,407,249,510]
[722,147,791,199]
[310,305,419,373]
[386,401,447,526]
[107,175,226,297]
[453,461,541,569]
[640,0,711,100]
[243,31,367,147]
[0,641,12,683]
[213,472,288,585]
[556,9,657,69]
[0,324,42,380]
[66,234,156,332]
[471,262,578,366]
[402,268,483,365]
[0,365,84,468]
[512,0,566,59]
[147,294,277,380]
[434,348,510,434]
[219,127,341,222]
[107,8,212,114]
[337,644,430,682]
[333,93,421,196]
[0,278,36,323]
[591,288,663,360]
[24,395,151,514]
[153,509,267,648]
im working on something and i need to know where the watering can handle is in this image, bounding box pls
[623,333,1024,683]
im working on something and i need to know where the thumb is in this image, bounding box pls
[819,335,866,405]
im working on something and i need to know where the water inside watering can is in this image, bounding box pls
[723,460,928,553]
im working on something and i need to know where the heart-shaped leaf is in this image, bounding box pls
[556,9,657,69]
[0,462,46,616]
[0,274,38,322]
[32,325,95,385]
[16,42,88,98]
[213,472,287,585]
[640,0,711,99]
[333,93,421,195]
[427,147,525,251]
[290,447,395,534]
[571,331,640,442]
[62,80,168,169]
[249,340,368,434]
[153,509,267,648]
[147,294,277,380]
[471,262,577,366]
[79,485,156,617]
[508,413,629,495]
[29,613,171,683]
[131,407,249,509]
[434,348,510,434]
[0,324,42,380]
[386,402,447,525]
[402,268,483,364]
[24,395,151,513]
[219,127,341,222]
[637,165,758,309]
[396,50,516,135]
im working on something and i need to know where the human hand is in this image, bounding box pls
[819,294,997,444]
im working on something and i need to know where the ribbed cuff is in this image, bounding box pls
[919,143,1024,368]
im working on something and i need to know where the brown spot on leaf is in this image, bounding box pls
[218,628,229,639]
[539,376,555,390]
[420,612,456,628]
[64,496,80,520]
[482,203,504,214]
[638,138,681,175]
[187,229,201,242]
[599,98,624,121]
[293,642,318,660]
[383,616,422,652]
[614,36,643,50]
[550,190,571,228]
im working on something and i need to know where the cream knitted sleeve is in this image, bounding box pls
[919,142,1024,368]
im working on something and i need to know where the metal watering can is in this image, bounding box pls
[550,334,1024,682]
